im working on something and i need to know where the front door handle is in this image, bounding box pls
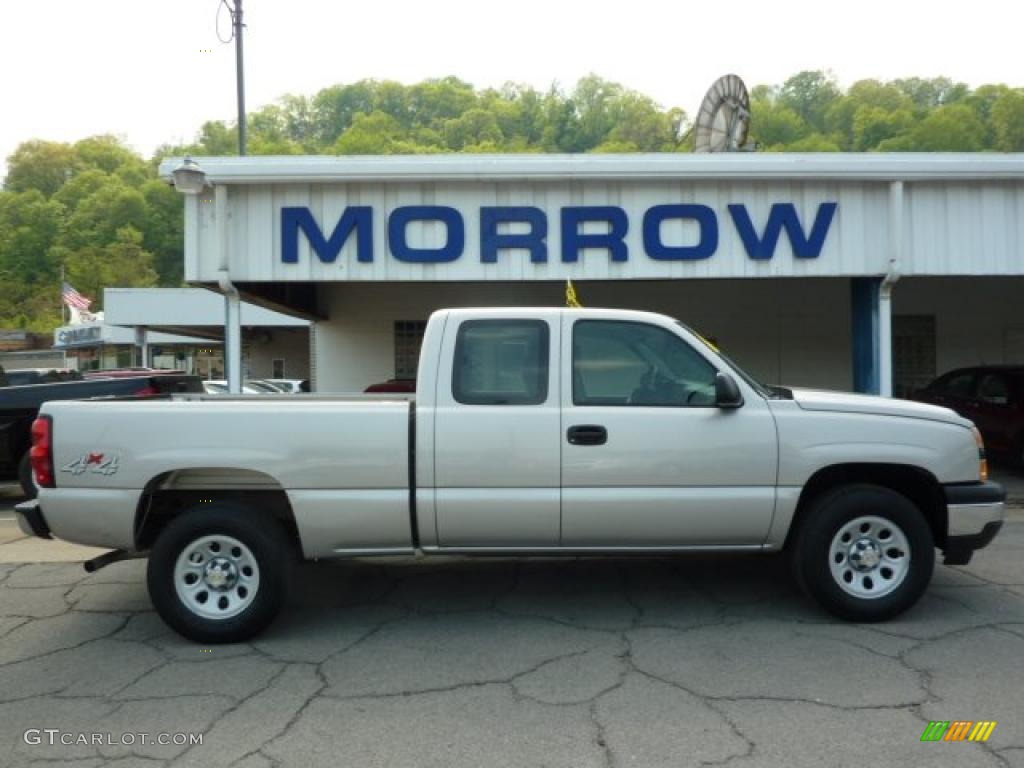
[567,425,607,446]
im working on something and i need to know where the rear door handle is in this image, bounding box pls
[567,425,607,446]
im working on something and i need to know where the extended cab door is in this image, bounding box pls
[433,312,561,547]
[560,314,778,547]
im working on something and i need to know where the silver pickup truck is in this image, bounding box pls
[17,307,1005,642]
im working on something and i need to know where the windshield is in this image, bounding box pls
[675,322,777,399]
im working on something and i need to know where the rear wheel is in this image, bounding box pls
[18,451,36,499]
[792,484,934,622]
[147,503,291,643]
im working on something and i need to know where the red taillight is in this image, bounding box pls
[30,415,55,488]
[134,385,159,396]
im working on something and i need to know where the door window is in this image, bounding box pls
[933,371,975,399]
[573,320,717,406]
[977,373,1009,405]
[452,320,549,405]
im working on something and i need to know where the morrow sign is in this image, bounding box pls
[281,202,838,265]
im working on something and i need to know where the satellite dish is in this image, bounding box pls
[693,74,754,153]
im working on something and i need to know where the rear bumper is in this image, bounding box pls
[942,481,1005,565]
[14,499,52,539]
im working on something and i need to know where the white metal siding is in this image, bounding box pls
[185,173,1023,283]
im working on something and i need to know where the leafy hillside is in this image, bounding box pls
[2,71,1022,331]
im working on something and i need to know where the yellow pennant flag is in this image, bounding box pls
[566,279,582,308]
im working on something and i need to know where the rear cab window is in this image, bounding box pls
[452,319,549,405]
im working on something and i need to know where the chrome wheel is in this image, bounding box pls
[173,534,260,620]
[828,515,910,600]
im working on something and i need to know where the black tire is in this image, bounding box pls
[791,483,934,622]
[18,451,37,499]
[147,503,292,643]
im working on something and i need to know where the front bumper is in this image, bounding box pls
[942,481,1005,565]
[14,499,52,539]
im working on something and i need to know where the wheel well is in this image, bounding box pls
[134,469,300,553]
[784,464,947,550]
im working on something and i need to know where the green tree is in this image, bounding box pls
[64,226,158,306]
[58,178,147,252]
[0,190,65,282]
[442,109,503,150]
[991,89,1024,151]
[852,106,914,151]
[3,140,77,196]
[895,104,986,151]
[140,180,184,286]
[778,71,840,133]
[332,111,406,154]
[892,77,969,109]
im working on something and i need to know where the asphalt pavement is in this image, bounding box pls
[0,477,1022,768]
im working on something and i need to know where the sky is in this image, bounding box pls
[2,0,1021,180]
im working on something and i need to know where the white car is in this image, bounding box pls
[262,378,306,393]
[202,380,279,394]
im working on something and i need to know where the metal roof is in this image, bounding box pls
[159,153,1024,184]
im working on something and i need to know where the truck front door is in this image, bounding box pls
[433,314,561,547]
[560,316,778,547]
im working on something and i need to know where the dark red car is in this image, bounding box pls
[363,378,416,393]
[913,366,1024,468]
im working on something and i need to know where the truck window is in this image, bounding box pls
[453,319,549,405]
[573,320,717,407]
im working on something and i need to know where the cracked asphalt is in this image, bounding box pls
[1,479,1023,768]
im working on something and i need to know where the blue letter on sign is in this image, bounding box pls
[389,206,464,263]
[281,206,373,264]
[561,207,629,262]
[642,204,718,260]
[480,207,548,263]
[728,202,837,260]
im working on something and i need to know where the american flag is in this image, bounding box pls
[62,282,92,311]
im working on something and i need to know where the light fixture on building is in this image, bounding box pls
[171,157,210,195]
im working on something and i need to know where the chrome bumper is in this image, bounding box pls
[947,501,1005,537]
[945,481,1006,536]
[942,481,1005,565]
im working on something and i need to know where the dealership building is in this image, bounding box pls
[159,154,1024,396]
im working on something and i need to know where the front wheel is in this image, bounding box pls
[792,484,934,622]
[147,504,292,643]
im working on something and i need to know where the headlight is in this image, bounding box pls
[972,426,988,482]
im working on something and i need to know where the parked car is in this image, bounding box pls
[202,380,283,394]
[263,379,306,393]
[913,365,1024,469]
[17,307,1004,642]
[83,368,186,379]
[364,378,416,393]
[0,367,83,386]
[0,372,203,497]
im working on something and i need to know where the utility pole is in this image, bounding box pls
[232,0,247,155]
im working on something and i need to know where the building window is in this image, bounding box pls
[893,316,936,399]
[452,319,549,406]
[272,358,285,378]
[394,321,427,379]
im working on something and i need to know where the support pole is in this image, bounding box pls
[220,275,242,393]
[215,184,242,394]
[233,0,247,156]
[880,181,904,398]
[135,326,149,368]
[878,285,893,397]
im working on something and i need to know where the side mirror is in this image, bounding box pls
[715,372,744,409]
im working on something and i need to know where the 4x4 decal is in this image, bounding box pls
[61,452,120,476]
